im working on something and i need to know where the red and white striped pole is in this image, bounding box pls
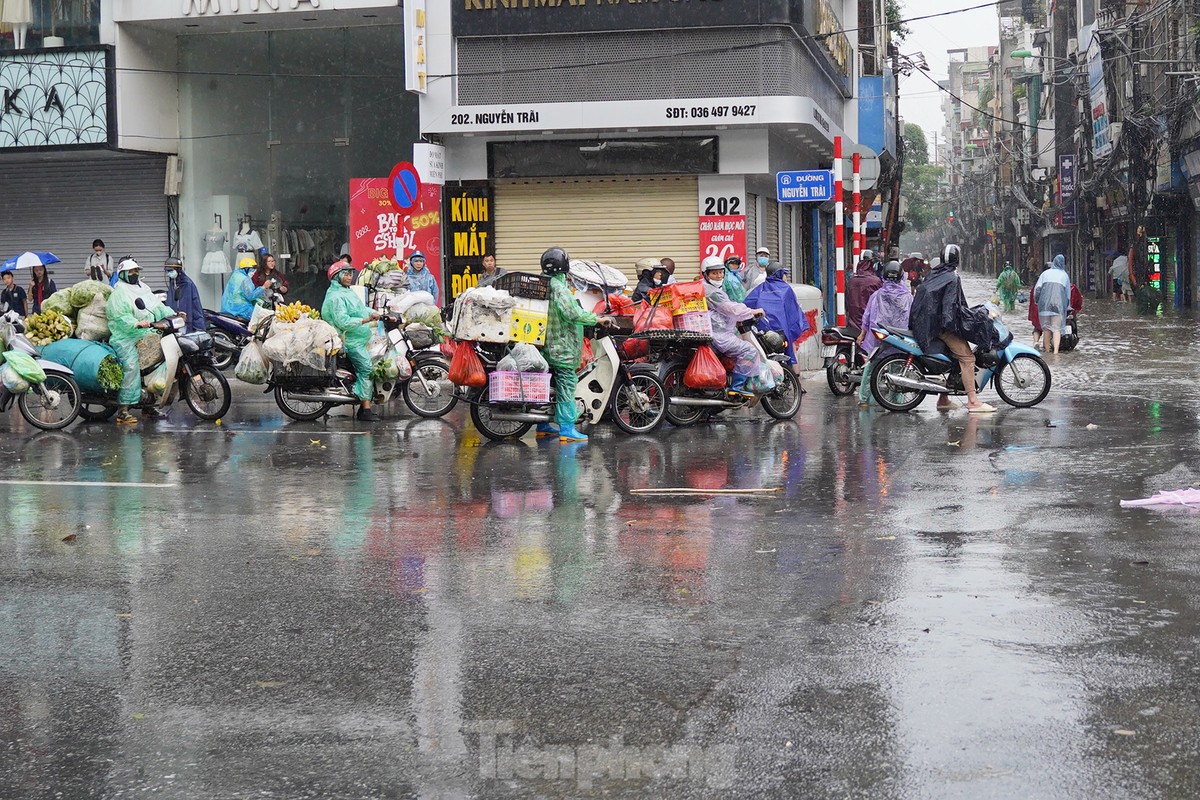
[852,152,862,264]
[833,136,845,326]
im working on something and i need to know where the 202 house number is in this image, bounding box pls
[704,197,741,216]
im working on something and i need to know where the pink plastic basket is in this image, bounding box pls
[674,311,714,335]
[488,371,551,404]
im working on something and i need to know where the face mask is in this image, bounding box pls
[122,273,139,285]
[166,270,178,281]
[757,256,769,267]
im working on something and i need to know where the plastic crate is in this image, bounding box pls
[509,297,549,345]
[493,272,551,301]
[488,371,552,404]
[674,311,713,335]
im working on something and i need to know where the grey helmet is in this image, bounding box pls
[941,244,961,268]
[883,260,903,281]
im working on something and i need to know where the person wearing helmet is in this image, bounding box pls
[857,260,913,406]
[541,246,599,442]
[221,255,271,321]
[405,251,439,305]
[164,257,205,334]
[322,262,382,420]
[701,255,771,396]
[745,261,808,365]
[909,244,995,413]
[847,249,883,331]
[107,259,177,425]
[631,257,670,303]
[722,255,748,302]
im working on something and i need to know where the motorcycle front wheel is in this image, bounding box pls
[274,385,333,422]
[662,366,707,427]
[469,399,533,441]
[871,354,927,412]
[993,354,1051,408]
[209,330,237,371]
[609,373,667,434]
[18,371,81,430]
[183,365,232,420]
[762,367,803,420]
[402,360,458,419]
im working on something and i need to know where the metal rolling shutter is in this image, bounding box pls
[0,154,169,289]
[493,176,700,285]
[746,193,758,255]
[764,199,780,258]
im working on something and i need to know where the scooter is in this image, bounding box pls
[467,319,668,440]
[1059,309,1079,352]
[867,306,1051,411]
[78,305,232,422]
[205,285,287,371]
[821,324,865,395]
[651,321,802,425]
[0,310,82,430]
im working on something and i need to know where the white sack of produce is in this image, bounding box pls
[249,305,274,334]
[451,287,515,343]
[497,343,549,373]
[261,317,342,371]
[76,294,110,341]
[391,290,435,316]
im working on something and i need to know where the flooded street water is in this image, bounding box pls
[3,273,1200,798]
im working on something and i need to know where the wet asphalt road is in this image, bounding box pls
[3,272,1200,799]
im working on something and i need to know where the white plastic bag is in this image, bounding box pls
[0,363,29,394]
[391,347,412,380]
[145,363,170,395]
[234,340,269,384]
[249,305,275,334]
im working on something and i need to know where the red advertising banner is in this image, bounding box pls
[699,215,747,265]
[348,178,443,291]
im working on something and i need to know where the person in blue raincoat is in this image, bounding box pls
[406,251,440,305]
[1033,254,1071,354]
[221,255,271,320]
[745,262,808,364]
[164,257,205,334]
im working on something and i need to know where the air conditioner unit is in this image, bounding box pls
[164,155,183,196]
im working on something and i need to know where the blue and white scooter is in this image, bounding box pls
[867,305,1051,411]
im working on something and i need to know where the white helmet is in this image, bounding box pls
[701,255,725,272]
[941,244,961,268]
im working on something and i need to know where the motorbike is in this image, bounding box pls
[867,307,1051,412]
[821,324,865,395]
[1059,309,1079,352]
[78,305,232,422]
[204,285,287,371]
[649,321,803,426]
[0,310,82,431]
[267,312,454,421]
[467,319,668,441]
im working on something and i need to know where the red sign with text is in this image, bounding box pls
[349,178,442,289]
[699,215,747,265]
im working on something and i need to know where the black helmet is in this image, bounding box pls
[164,256,183,269]
[541,247,570,275]
[759,330,787,354]
[883,260,902,281]
[941,244,960,268]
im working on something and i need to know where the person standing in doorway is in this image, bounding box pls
[86,239,113,282]
[476,253,507,288]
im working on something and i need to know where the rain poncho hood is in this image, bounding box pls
[107,279,174,404]
[322,280,374,400]
[908,262,969,352]
[406,265,439,305]
[221,267,265,320]
[722,268,748,303]
[746,273,809,363]
[703,278,771,391]
[846,262,883,330]
[859,280,913,356]
[1034,257,1071,332]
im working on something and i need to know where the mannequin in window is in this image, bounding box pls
[234,215,263,253]
[3,0,33,50]
[201,219,230,275]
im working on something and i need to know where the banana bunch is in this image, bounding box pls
[275,301,321,323]
[24,311,73,346]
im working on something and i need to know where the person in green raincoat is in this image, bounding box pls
[107,258,176,425]
[722,255,748,302]
[996,262,1021,313]
[322,262,382,420]
[538,247,600,443]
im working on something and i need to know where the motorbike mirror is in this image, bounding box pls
[135,298,146,310]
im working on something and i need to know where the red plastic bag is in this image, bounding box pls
[632,300,673,332]
[594,293,634,316]
[683,345,727,390]
[448,341,487,387]
[439,340,457,360]
[622,338,649,359]
[580,338,595,369]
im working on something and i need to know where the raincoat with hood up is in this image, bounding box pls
[996,264,1021,312]
[545,271,598,426]
[322,279,375,401]
[1034,255,1071,333]
[745,266,808,363]
[221,266,265,320]
[846,259,883,330]
[858,277,913,404]
[908,259,969,352]
[107,274,175,405]
[703,276,773,393]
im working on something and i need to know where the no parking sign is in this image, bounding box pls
[388,161,422,210]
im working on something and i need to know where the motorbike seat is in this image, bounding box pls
[832,325,860,338]
[882,324,915,338]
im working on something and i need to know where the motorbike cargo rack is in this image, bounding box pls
[269,355,338,386]
[629,329,713,345]
[492,272,551,301]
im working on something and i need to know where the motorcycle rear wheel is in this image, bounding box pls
[662,366,708,427]
[871,354,927,412]
[825,349,857,396]
[274,385,333,422]
[762,367,802,420]
[470,399,533,441]
[18,371,81,430]
[993,354,1051,408]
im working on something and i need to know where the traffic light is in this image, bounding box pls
[947,211,956,223]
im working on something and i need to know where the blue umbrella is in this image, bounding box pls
[1,251,60,270]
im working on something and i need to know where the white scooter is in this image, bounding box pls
[0,309,82,430]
